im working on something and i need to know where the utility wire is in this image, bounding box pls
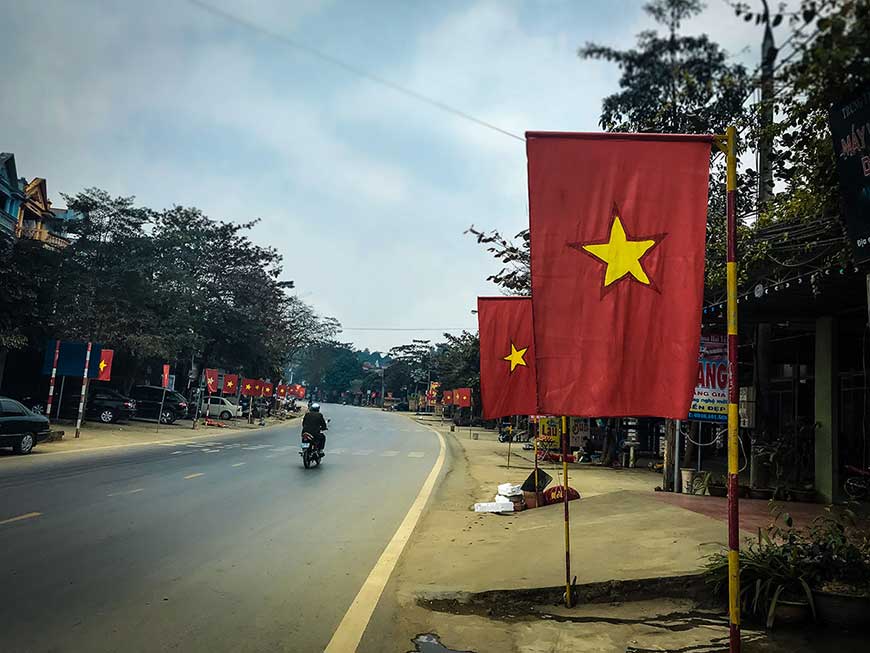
[341,327,474,332]
[186,0,525,143]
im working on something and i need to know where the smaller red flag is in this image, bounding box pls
[205,368,218,394]
[223,374,238,395]
[297,385,306,399]
[455,388,472,408]
[162,364,170,389]
[252,380,263,396]
[443,390,454,405]
[276,384,287,398]
[240,378,257,396]
[263,382,273,397]
[97,349,114,382]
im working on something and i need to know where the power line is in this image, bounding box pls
[186,0,525,143]
[341,327,474,332]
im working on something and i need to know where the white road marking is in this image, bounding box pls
[325,423,446,653]
[241,444,271,450]
[381,451,399,457]
[327,448,346,454]
[270,445,296,453]
[203,448,221,453]
[408,451,425,458]
[107,488,144,497]
[0,512,42,526]
[352,450,373,456]
[231,462,246,467]
[184,473,204,480]
[170,450,185,455]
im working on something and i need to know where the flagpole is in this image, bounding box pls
[74,342,92,439]
[722,125,741,652]
[562,415,572,607]
[45,339,61,422]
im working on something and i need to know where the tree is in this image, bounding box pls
[579,0,750,134]
[433,331,480,392]
[470,0,754,295]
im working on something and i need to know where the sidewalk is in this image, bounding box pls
[1,414,299,458]
[362,415,851,653]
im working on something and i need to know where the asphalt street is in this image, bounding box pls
[0,405,441,653]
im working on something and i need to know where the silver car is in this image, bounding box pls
[200,396,242,420]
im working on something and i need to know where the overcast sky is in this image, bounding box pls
[1,0,768,352]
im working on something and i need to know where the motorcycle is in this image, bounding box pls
[300,432,323,468]
[300,419,329,469]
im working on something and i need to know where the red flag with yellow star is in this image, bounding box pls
[222,374,238,395]
[455,388,472,408]
[527,132,711,418]
[262,382,273,398]
[478,297,537,419]
[240,378,257,397]
[442,390,454,405]
[97,349,114,381]
[204,368,218,394]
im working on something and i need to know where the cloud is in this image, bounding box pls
[0,0,766,351]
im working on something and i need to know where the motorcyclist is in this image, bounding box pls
[302,403,328,453]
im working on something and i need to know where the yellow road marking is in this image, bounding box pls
[231,462,246,467]
[184,473,204,480]
[107,488,144,497]
[325,422,446,653]
[0,511,42,526]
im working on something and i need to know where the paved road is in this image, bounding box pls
[0,405,441,653]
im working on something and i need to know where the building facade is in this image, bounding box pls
[0,153,25,238]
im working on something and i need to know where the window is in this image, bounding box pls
[1,399,27,417]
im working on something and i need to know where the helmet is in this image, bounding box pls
[310,403,320,412]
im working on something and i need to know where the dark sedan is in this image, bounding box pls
[0,396,51,455]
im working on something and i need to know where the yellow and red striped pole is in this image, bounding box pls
[562,415,572,607]
[725,125,741,652]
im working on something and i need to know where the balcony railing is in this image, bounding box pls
[17,225,70,249]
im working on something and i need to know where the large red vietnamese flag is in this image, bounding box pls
[478,297,538,419]
[527,132,712,418]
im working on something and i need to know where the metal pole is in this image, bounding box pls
[56,376,66,419]
[562,415,572,607]
[74,342,92,438]
[698,422,703,471]
[725,124,742,653]
[507,419,512,469]
[45,339,61,421]
[674,419,681,492]
[533,420,540,507]
[157,364,169,433]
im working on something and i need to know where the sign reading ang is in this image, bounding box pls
[830,89,870,262]
[688,335,728,423]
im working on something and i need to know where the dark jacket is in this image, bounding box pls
[302,411,328,435]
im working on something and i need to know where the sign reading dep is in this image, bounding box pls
[689,334,728,422]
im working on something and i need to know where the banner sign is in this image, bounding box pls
[569,417,590,449]
[688,335,728,422]
[41,340,103,378]
[829,89,870,262]
[534,416,561,450]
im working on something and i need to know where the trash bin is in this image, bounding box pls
[680,468,696,494]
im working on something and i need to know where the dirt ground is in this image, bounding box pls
[359,415,868,653]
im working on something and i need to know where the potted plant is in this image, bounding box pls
[707,473,728,497]
[705,510,816,628]
[802,509,870,627]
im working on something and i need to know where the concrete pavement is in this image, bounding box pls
[0,404,442,653]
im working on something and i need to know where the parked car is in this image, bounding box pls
[199,396,242,420]
[0,396,50,454]
[59,387,136,424]
[129,385,188,424]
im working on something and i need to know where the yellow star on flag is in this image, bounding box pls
[227,380,234,388]
[99,359,107,372]
[578,214,658,287]
[503,343,529,373]
[244,383,251,390]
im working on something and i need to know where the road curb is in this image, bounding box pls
[416,572,709,615]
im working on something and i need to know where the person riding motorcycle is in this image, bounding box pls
[302,403,328,453]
